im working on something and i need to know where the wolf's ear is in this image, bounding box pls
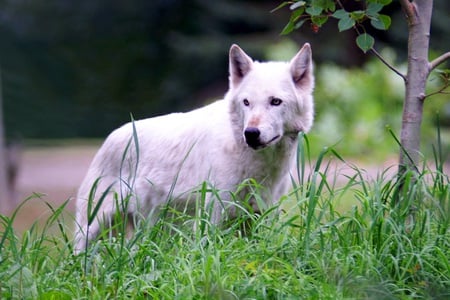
[229,44,253,88]
[290,43,314,91]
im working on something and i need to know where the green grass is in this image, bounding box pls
[0,136,449,299]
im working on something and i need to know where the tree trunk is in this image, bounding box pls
[398,0,433,172]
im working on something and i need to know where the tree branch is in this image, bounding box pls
[399,0,416,23]
[370,47,407,81]
[429,51,450,72]
[426,89,449,99]
[425,73,450,100]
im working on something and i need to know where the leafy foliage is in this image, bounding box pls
[1,0,448,140]
[277,0,392,52]
[311,53,404,158]
[311,57,449,159]
[356,33,375,53]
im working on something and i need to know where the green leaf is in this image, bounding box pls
[370,14,391,30]
[291,7,305,20]
[356,33,374,53]
[311,15,329,27]
[281,8,305,35]
[270,1,291,13]
[323,0,336,11]
[281,21,295,35]
[306,6,323,16]
[294,19,307,30]
[338,16,355,32]
[350,10,366,21]
[333,9,348,19]
[367,3,384,16]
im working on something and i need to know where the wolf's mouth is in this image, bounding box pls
[247,135,280,150]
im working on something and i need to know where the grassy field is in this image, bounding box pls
[0,137,449,299]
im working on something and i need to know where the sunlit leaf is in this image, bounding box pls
[290,1,306,10]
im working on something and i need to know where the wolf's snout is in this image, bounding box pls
[244,127,261,148]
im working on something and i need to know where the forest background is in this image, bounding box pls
[1,0,449,150]
[0,0,449,212]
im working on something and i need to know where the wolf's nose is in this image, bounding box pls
[244,127,261,148]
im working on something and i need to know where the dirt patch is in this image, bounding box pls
[16,145,98,209]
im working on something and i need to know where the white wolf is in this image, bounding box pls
[74,43,314,253]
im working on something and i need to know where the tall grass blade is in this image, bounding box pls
[42,200,71,245]
[296,132,308,187]
[0,195,41,255]
[388,126,419,173]
[87,182,114,226]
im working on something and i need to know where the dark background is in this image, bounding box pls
[0,0,449,139]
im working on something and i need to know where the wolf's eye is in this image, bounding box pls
[270,98,283,106]
[243,99,250,106]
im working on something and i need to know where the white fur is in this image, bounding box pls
[74,44,314,253]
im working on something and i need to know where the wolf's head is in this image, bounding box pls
[227,43,314,150]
